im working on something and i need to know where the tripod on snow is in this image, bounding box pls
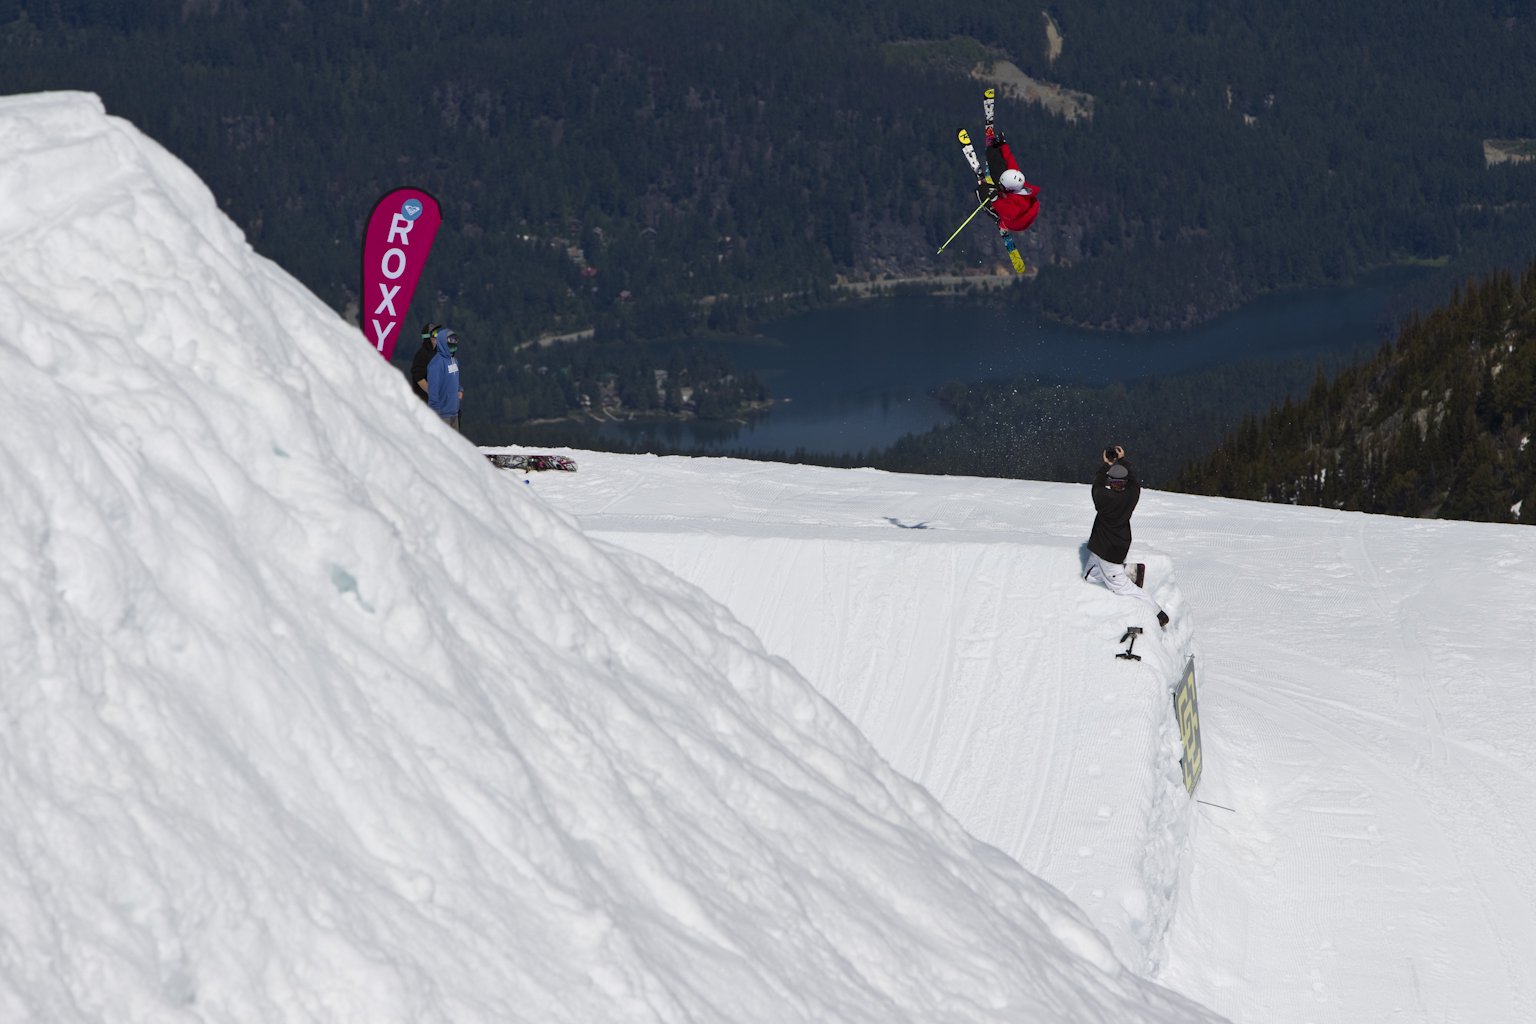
[1116,626,1143,661]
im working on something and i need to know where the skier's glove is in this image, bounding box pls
[989,132,1007,148]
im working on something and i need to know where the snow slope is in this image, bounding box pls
[535,450,1536,1023]
[548,458,1199,976]
[0,92,1230,1022]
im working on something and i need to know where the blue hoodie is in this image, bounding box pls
[426,330,461,417]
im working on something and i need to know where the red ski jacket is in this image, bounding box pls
[989,141,1040,233]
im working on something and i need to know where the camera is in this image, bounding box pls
[1103,446,1119,463]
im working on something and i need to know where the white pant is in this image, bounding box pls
[1085,552,1163,614]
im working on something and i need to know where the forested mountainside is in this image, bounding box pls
[6,0,1535,442]
[9,1,1536,330]
[1172,260,1536,523]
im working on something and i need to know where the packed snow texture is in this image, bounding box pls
[538,452,1536,1024]
[0,92,1233,1022]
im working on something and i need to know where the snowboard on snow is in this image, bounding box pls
[486,453,578,473]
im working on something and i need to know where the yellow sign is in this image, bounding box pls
[1173,657,1203,794]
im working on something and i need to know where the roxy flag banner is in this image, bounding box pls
[361,187,441,360]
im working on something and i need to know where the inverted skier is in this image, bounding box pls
[976,127,1041,235]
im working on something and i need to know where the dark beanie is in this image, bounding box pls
[1107,464,1129,479]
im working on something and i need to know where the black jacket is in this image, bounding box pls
[1088,461,1141,564]
[409,340,435,402]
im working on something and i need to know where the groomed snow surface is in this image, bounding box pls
[3,91,1533,1022]
[539,452,1536,1023]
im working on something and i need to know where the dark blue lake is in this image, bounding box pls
[594,266,1429,457]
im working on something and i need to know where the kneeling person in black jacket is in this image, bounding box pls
[1086,445,1170,628]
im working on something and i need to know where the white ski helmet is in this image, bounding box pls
[1000,168,1027,193]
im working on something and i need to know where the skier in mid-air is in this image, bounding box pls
[976,129,1041,235]
[942,89,1035,272]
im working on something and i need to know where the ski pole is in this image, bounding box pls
[936,197,992,254]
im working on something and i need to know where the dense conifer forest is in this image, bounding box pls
[544,344,1373,490]
[1172,259,1536,524]
[5,0,1535,472]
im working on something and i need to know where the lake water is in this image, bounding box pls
[594,267,1428,457]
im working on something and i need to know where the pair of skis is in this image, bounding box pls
[953,89,1026,274]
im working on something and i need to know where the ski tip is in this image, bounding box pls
[984,87,995,99]
[957,128,972,144]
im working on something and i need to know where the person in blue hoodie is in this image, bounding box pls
[426,325,463,431]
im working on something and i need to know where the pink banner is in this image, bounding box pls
[361,187,441,360]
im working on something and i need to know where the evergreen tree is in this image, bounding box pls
[1172,258,1536,524]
